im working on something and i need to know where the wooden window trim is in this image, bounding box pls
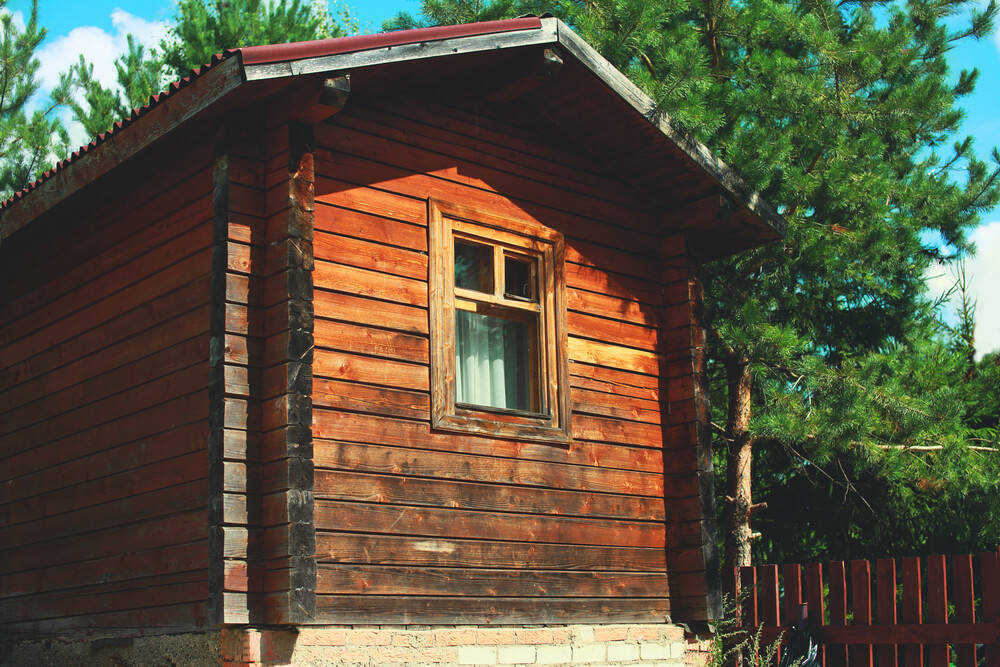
[429,199,571,443]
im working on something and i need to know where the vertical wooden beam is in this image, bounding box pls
[215,118,267,626]
[659,232,721,623]
[829,561,848,667]
[875,558,898,667]
[804,563,827,667]
[760,564,781,663]
[741,565,759,631]
[267,120,316,624]
[952,554,976,667]
[850,560,874,667]
[760,564,780,628]
[784,564,803,626]
[901,556,924,667]
[925,555,949,667]
[982,549,1000,667]
[207,151,230,627]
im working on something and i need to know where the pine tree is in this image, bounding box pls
[382,0,559,31]
[162,0,347,76]
[0,0,72,198]
[65,0,349,138]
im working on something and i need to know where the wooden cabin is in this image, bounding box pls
[0,17,784,665]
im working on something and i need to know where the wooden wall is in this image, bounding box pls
[307,92,717,623]
[0,139,215,633]
[0,84,721,632]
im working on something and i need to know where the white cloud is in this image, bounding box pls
[37,25,122,91]
[926,220,1000,359]
[36,10,168,92]
[967,221,1000,357]
[32,9,167,151]
[111,8,168,51]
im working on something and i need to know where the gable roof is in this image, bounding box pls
[0,17,785,256]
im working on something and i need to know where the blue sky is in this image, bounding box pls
[6,0,1000,356]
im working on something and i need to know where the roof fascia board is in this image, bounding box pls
[551,19,787,238]
[0,56,245,243]
[241,22,558,81]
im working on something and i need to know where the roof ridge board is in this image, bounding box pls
[241,20,556,81]
[237,17,543,66]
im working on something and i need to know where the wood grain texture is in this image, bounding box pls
[317,564,667,597]
[303,96,709,625]
[0,132,215,633]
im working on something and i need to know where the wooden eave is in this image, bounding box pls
[0,17,786,256]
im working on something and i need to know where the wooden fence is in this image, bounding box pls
[732,548,1000,667]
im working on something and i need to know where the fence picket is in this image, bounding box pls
[784,564,803,627]
[741,565,759,628]
[850,560,874,667]
[952,554,976,667]
[875,558,898,667]
[737,549,996,667]
[762,564,780,627]
[926,554,949,667]
[983,550,1000,667]
[829,561,848,667]
[901,556,924,667]
[762,565,781,663]
[804,562,827,667]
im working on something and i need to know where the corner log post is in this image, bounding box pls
[208,142,233,627]
[252,118,318,624]
[659,232,722,624]
[211,116,274,625]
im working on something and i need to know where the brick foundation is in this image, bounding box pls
[3,624,709,666]
[225,624,691,666]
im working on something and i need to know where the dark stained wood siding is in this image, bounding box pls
[0,139,215,634]
[307,93,715,624]
[215,117,317,626]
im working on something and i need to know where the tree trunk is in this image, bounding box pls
[724,355,754,579]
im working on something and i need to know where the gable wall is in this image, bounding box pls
[0,138,216,634]
[307,94,716,623]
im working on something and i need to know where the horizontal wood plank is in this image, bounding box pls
[313,350,429,392]
[314,320,429,363]
[317,564,668,597]
[315,533,667,571]
[311,595,668,625]
[313,499,663,547]
[313,469,664,521]
[313,437,663,495]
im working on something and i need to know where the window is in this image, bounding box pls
[428,199,571,442]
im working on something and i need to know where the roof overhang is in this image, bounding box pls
[0,17,785,255]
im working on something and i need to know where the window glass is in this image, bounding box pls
[454,240,493,293]
[455,309,536,412]
[503,255,536,301]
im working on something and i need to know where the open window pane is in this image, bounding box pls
[455,309,536,412]
[454,240,493,293]
[504,255,536,301]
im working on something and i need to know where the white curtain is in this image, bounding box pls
[455,310,529,410]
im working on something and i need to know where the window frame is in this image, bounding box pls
[428,198,571,443]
